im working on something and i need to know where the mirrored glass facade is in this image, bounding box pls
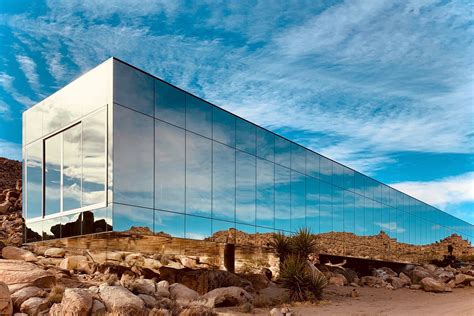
[23,58,473,260]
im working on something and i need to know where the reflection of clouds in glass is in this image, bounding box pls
[375,222,406,233]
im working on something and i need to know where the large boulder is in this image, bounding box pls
[44,248,65,258]
[168,283,199,304]
[198,286,253,308]
[454,274,474,285]
[11,286,46,310]
[421,277,448,293]
[387,276,407,290]
[399,272,411,285]
[360,276,384,287]
[2,247,36,262]
[50,288,93,316]
[99,284,145,315]
[91,299,106,315]
[0,281,12,315]
[0,260,55,288]
[59,256,93,274]
[132,279,156,296]
[20,297,48,315]
[410,266,432,284]
[329,274,347,287]
[159,267,252,294]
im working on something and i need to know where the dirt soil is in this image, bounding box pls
[217,285,474,316]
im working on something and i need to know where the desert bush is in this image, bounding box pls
[269,232,292,263]
[46,284,65,306]
[291,227,317,259]
[307,270,328,300]
[339,268,358,284]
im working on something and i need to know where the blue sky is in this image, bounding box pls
[0,0,473,224]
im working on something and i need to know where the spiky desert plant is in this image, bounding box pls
[278,255,309,301]
[307,270,328,300]
[269,231,292,264]
[291,227,317,259]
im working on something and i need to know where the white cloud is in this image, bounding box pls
[391,172,474,210]
[374,221,407,234]
[16,55,40,92]
[0,72,35,108]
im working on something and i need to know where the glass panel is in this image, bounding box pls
[236,151,256,225]
[275,165,291,232]
[306,177,319,234]
[319,181,332,233]
[63,124,82,211]
[291,171,306,231]
[306,151,319,179]
[155,120,185,213]
[154,210,185,238]
[354,172,365,196]
[113,204,154,235]
[332,186,343,232]
[256,158,274,228]
[343,167,354,192]
[155,79,185,127]
[82,208,112,235]
[61,213,82,238]
[25,221,42,243]
[332,162,344,188]
[213,107,235,147]
[113,60,154,116]
[186,132,212,216]
[237,223,256,234]
[319,156,332,185]
[212,142,235,221]
[236,118,256,155]
[43,217,61,240]
[185,215,211,240]
[256,127,274,162]
[212,220,235,235]
[25,141,42,219]
[186,94,212,138]
[114,106,154,208]
[45,133,61,215]
[83,109,106,206]
[343,190,355,233]
[274,136,291,168]
[291,144,306,174]
[354,193,365,236]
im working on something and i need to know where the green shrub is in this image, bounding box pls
[269,231,292,263]
[291,227,317,259]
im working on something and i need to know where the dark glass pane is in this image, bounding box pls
[236,151,256,225]
[155,210,185,238]
[236,118,256,155]
[155,120,185,213]
[256,158,274,228]
[212,142,235,221]
[82,208,112,235]
[26,141,42,219]
[114,105,154,208]
[186,132,212,216]
[113,204,154,235]
[185,215,211,240]
[113,60,154,116]
[155,79,185,127]
[306,151,319,179]
[291,144,306,174]
[25,221,42,243]
[291,171,305,231]
[45,133,61,215]
[275,165,291,232]
[43,217,61,240]
[306,177,319,234]
[83,109,106,206]
[319,156,332,185]
[186,94,212,138]
[256,127,274,161]
[61,213,82,238]
[213,107,235,147]
[63,124,82,211]
[274,136,291,168]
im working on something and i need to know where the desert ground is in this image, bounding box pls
[217,285,474,315]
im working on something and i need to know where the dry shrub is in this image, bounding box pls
[46,284,65,306]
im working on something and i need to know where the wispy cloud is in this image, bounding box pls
[0,139,21,161]
[0,72,35,108]
[16,54,40,92]
[391,172,474,210]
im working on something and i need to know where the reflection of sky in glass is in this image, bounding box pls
[291,170,306,231]
[155,210,185,238]
[256,158,274,228]
[213,107,235,147]
[256,127,274,162]
[63,124,82,211]
[275,165,290,231]
[26,141,42,219]
[186,215,211,240]
[45,133,61,215]
[113,204,153,233]
[186,95,212,138]
[236,151,256,224]
[275,136,291,168]
[236,118,256,155]
[212,142,235,221]
[155,79,186,128]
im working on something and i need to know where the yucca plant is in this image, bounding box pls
[307,270,328,300]
[279,255,309,301]
[269,231,292,264]
[291,227,317,259]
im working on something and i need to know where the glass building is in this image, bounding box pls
[23,58,473,250]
